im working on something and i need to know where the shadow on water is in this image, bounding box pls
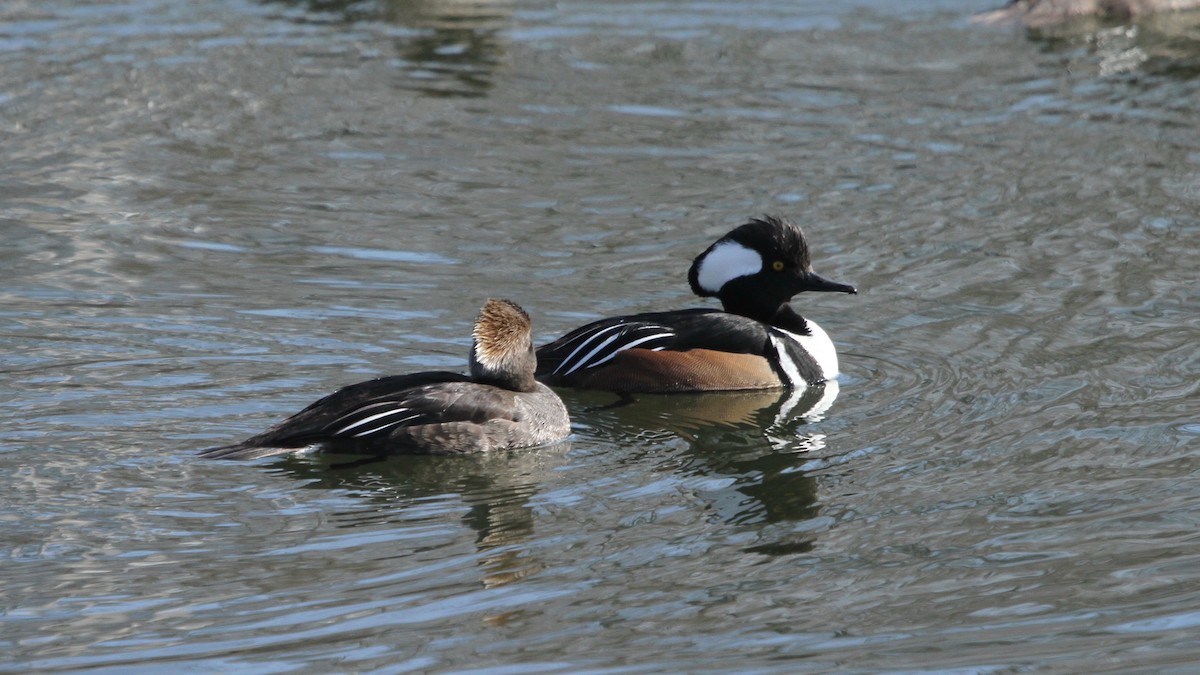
[264,0,511,97]
[269,441,571,588]
[563,384,843,556]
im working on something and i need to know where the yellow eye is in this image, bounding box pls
[771,260,785,272]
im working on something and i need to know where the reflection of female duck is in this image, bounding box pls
[273,442,572,588]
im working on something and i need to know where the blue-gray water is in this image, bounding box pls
[4,0,1200,671]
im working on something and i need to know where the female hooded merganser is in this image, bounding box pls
[535,216,857,393]
[200,299,571,460]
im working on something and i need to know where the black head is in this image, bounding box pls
[687,215,856,321]
[468,298,539,392]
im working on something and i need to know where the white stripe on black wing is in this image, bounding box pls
[551,321,676,376]
[323,400,426,439]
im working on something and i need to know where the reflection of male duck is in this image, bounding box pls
[566,385,839,554]
[566,382,838,442]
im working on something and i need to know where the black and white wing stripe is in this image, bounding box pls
[198,372,475,459]
[322,400,426,438]
[539,319,677,376]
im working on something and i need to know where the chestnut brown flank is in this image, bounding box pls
[563,349,784,393]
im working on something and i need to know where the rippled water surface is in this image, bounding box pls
[4,0,1200,671]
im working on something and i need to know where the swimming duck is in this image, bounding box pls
[201,298,571,459]
[535,216,856,393]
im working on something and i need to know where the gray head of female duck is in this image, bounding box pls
[469,298,539,392]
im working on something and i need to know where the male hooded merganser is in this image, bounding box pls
[535,215,857,393]
[200,299,571,460]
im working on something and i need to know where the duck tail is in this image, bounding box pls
[197,442,303,461]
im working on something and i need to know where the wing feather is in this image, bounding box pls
[537,309,775,378]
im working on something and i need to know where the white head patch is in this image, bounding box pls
[696,241,762,293]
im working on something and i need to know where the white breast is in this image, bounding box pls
[774,319,839,382]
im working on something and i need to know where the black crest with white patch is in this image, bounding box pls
[688,216,811,297]
[685,215,854,323]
